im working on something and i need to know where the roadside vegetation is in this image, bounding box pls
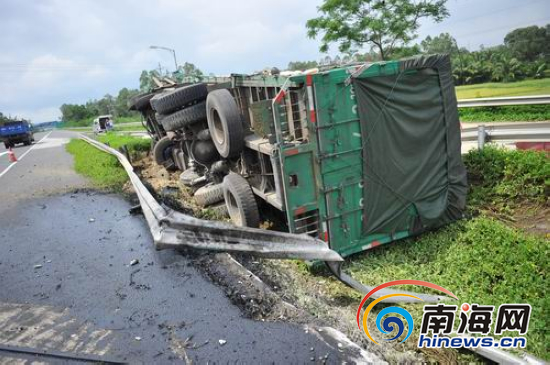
[456,79,550,123]
[66,133,150,191]
[455,78,550,99]
[459,105,550,122]
[258,146,549,361]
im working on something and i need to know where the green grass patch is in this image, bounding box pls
[96,132,150,153]
[66,139,129,191]
[463,146,549,209]
[459,105,550,122]
[345,217,548,359]
[456,78,550,99]
[66,133,151,190]
[112,124,146,132]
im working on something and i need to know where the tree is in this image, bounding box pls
[421,32,456,54]
[287,60,319,71]
[139,70,161,91]
[306,0,449,60]
[179,62,203,77]
[504,25,550,62]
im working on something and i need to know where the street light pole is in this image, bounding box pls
[150,45,178,71]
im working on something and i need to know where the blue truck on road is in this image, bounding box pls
[0,121,34,149]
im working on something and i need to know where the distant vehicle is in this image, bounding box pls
[0,120,34,149]
[93,115,114,133]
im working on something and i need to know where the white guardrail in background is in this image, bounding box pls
[457,95,550,108]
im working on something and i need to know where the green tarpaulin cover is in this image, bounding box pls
[352,54,467,236]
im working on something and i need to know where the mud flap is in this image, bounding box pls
[325,261,452,303]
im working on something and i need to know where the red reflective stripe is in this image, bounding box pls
[323,231,329,242]
[306,74,313,86]
[274,90,286,104]
[294,206,306,215]
[309,110,316,123]
[371,240,381,248]
[285,148,299,156]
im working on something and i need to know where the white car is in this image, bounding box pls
[93,115,114,133]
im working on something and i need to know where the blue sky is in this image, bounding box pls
[1,0,549,122]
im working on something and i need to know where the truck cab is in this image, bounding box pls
[0,120,34,149]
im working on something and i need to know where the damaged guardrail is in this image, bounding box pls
[80,134,452,304]
[80,134,342,261]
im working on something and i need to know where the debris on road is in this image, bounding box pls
[130,259,139,266]
[33,264,42,269]
[218,339,227,346]
[89,218,95,222]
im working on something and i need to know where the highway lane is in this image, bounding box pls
[0,130,352,363]
[0,131,51,178]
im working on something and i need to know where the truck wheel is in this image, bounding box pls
[153,136,175,166]
[206,89,244,158]
[223,173,259,228]
[151,84,208,115]
[159,102,207,131]
[194,183,224,207]
[128,92,155,111]
[4,142,10,149]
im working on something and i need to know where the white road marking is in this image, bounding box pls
[0,131,52,179]
[0,151,7,157]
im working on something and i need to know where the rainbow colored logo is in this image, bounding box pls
[356,280,457,344]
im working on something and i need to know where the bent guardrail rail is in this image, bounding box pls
[80,134,452,303]
[80,134,342,262]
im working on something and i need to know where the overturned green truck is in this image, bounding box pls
[129,54,467,259]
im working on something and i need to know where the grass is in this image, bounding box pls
[112,123,146,132]
[463,146,549,210]
[456,79,550,122]
[459,105,550,122]
[66,139,129,190]
[344,217,548,359]
[66,133,151,190]
[96,132,150,154]
[456,78,550,99]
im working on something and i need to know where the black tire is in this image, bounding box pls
[194,183,224,207]
[160,102,207,131]
[206,89,244,158]
[128,92,155,111]
[150,84,208,114]
[4,142,10,149]
[223,173,259,228]
[153,136,175,166]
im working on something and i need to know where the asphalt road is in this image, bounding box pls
[0,130,349,364]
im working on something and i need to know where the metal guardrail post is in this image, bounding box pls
[477,125,486,150]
